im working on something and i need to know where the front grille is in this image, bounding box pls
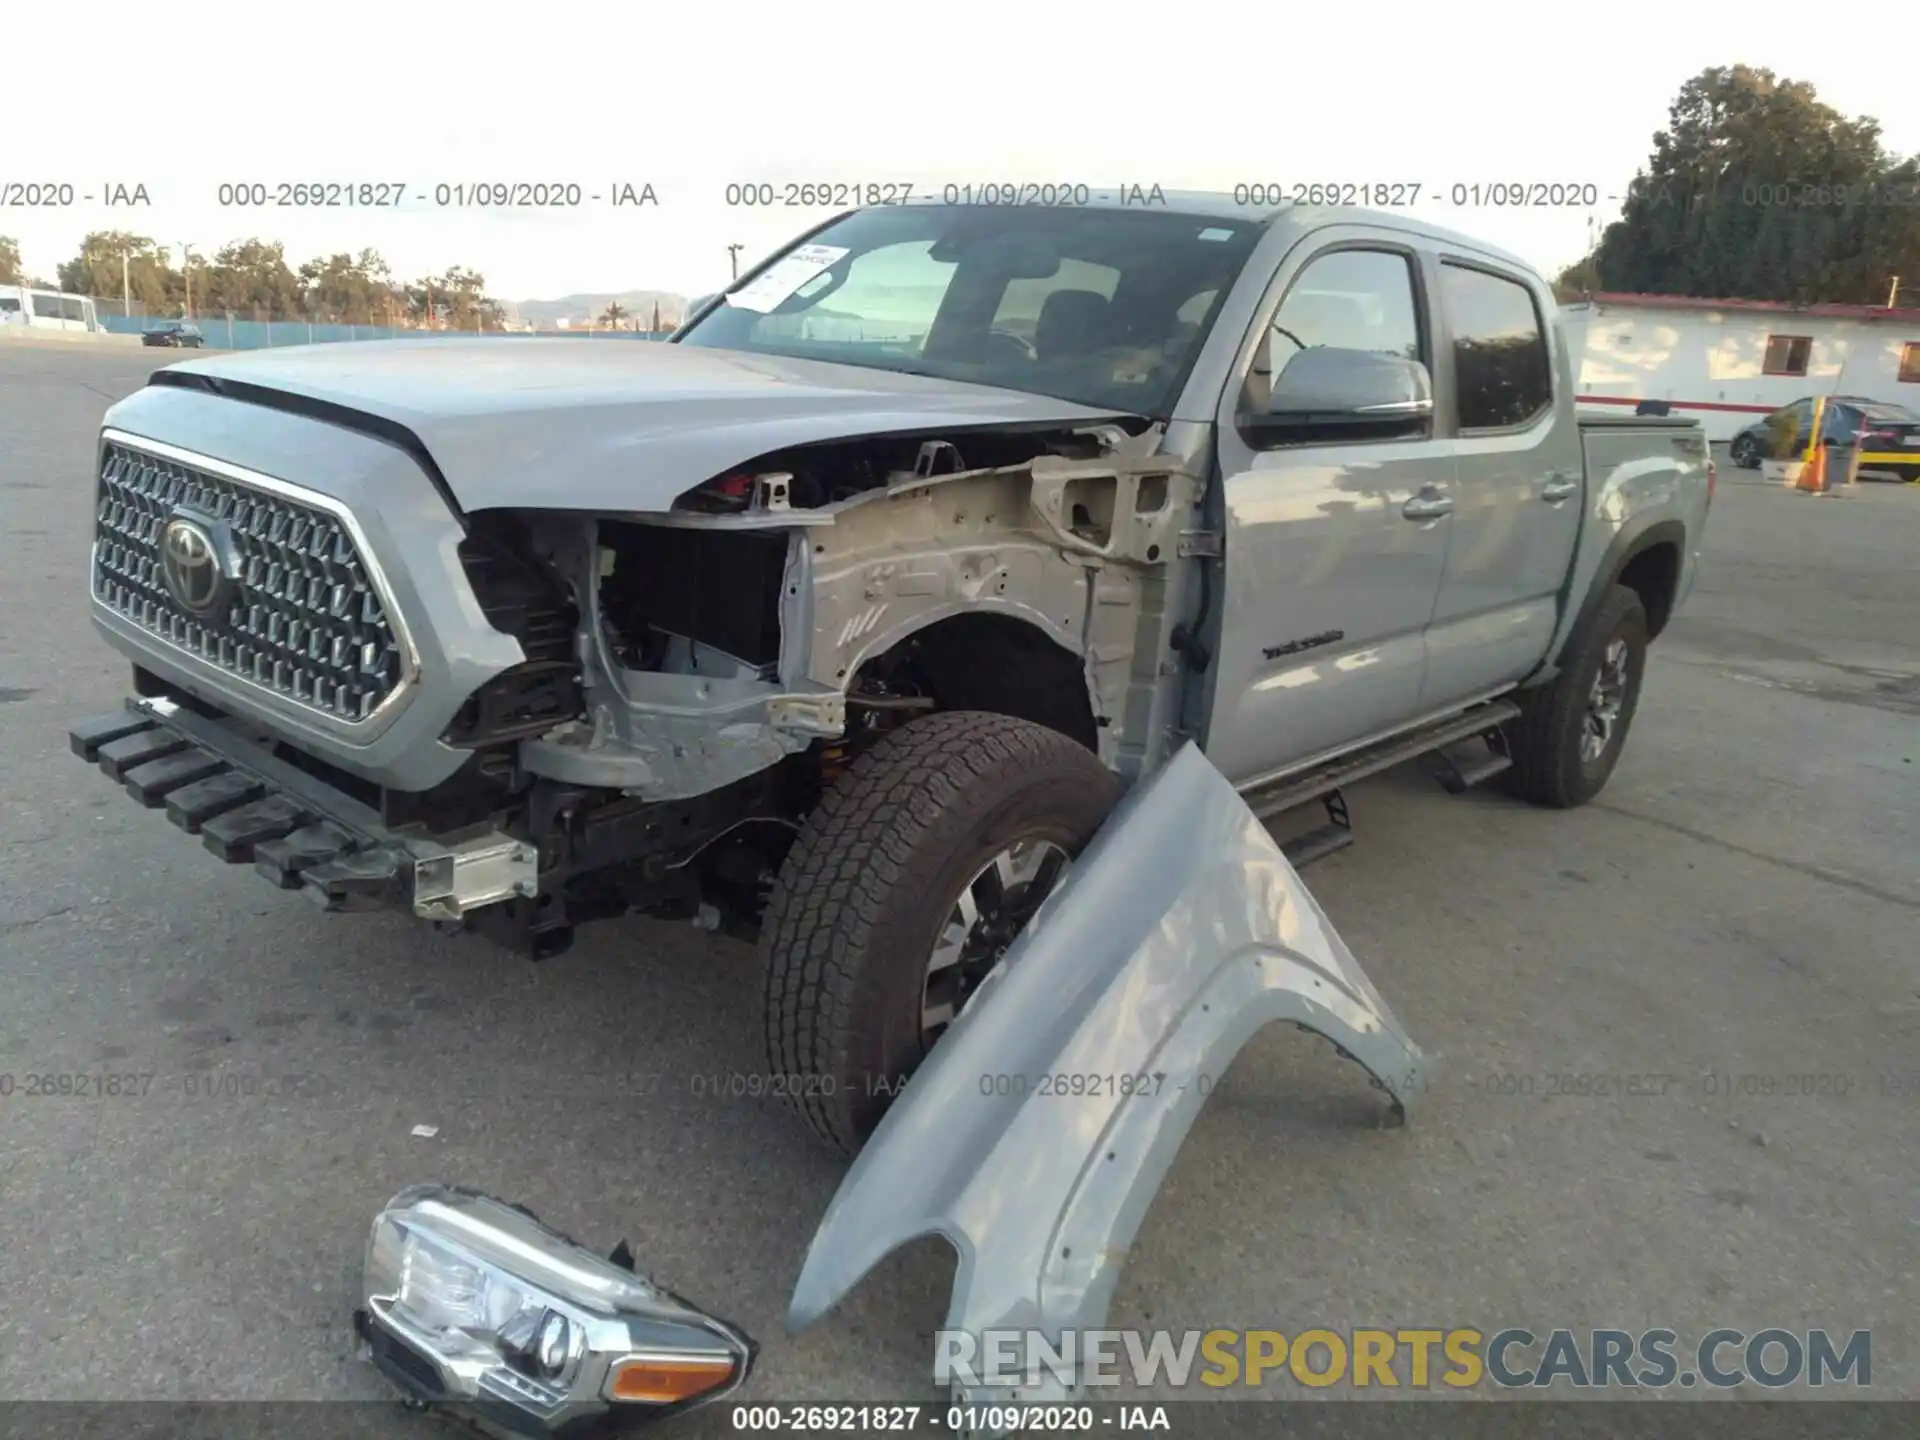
[91,440,407,722]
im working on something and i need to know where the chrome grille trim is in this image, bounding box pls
[90,429,421,727]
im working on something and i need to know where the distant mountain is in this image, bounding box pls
[508,289,688,329]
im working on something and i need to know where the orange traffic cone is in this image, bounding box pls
[1795,444,1829,494]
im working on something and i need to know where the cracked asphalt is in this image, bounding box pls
[0,340,1915,1420]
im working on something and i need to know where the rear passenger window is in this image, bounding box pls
[1441,263,1551,429]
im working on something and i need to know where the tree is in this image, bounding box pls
[46,229,506,328]
[1589,66,1920,303]
[402,265,500,331]
[0,236,20,285]
[299,248,398,324]
[196,239,304,317]
[1553,252,1603,302]
[56,231,177,313]
[601,300,628,329]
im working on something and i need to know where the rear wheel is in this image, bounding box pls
[1505,584,1648,809]
[758,711,1119,1155]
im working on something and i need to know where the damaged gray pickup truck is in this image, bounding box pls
[72,195,1712,1177]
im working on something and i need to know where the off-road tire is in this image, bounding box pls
[759,711,1120,1155]
[1505,584,1649,809]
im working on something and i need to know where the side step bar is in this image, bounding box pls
[1428,737,1514,795]
[1279,789,1353,871]
[1239,699,1521,821]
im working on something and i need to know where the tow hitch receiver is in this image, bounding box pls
[787,743,1430,1411]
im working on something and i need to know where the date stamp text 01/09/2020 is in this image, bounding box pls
[6,1069,1914,1103]
[9,177,1920,211]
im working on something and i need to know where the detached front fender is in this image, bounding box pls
[786,743,1430,1403]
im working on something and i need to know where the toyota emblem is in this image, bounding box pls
[160,515,229,617]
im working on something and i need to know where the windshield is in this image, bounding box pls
[675,206,1263,417]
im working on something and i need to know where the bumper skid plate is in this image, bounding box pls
[70,699,530,919]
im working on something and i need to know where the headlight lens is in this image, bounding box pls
[360,1184,753,1434]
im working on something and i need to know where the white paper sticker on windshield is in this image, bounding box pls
[725,244,851,314]
[1197,227,1235,241]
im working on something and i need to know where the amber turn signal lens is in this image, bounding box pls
[607,1354,737,1403]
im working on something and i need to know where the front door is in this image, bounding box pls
[1202,238,1454,787]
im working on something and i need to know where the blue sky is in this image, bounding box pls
[5,0,1916,301]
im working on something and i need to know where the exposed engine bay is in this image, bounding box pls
[386,418,1197,958]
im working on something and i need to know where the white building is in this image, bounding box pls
[1562,292,1920,441]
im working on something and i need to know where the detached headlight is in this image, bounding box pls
[358,1184,754,1435]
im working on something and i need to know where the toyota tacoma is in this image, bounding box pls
[72,195,1711,1155]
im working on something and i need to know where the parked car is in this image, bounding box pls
[70,195,1711,1159]
[142,321,204,348]
[1729,395,1920,478]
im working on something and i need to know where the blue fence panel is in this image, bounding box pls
[100,314,673,350]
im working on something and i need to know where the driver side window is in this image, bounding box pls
[1245,249,1422,412]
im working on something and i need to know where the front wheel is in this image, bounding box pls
[758,711,1119,1155]
[1504,584,1649,809]
[1729,434,1759,469]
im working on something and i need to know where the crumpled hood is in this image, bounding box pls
[152,339,1133,514]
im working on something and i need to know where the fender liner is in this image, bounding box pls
[785,743,1428,1404]
[1528,517,1688,688]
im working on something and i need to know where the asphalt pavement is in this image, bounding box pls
[1,341,1915,1417]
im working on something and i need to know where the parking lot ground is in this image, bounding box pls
[1,344,1916,1413]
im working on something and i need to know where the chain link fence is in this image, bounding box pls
[84,296,673,350]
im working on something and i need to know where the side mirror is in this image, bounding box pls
[1245,347,1433,439]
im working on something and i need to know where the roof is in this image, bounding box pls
[901,189,1282,222]
[1574,291,1920,325]
[895,192,1541,275]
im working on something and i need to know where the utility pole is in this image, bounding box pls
[727,243,744,279]
[121,249,130,318]
[179,243,196,318]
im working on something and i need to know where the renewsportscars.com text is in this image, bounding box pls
[936,1327,1872,1390]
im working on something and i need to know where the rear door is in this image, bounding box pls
[1203,230,1452,786]
[1419,258,1583,708]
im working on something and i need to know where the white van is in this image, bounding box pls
[0,286,107,332]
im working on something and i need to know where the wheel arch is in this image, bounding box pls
[850,610,1102,754]
[1546,517,1687,679]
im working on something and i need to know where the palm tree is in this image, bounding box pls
[601,301,628,330]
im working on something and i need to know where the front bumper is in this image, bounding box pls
[70,696,537,920]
